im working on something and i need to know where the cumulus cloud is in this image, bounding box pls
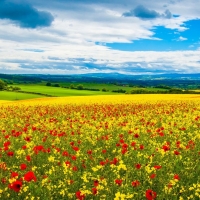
[163,9,172,18]
[177,36,188,41]
[122,5,172,19]
[1,38,200,74]
[0,0,54,28]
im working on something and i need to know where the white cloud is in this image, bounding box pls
[0,0,200,74]
[177,36,188,41]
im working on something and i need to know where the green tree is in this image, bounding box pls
[53,83,60,87]
[0,79,6,90]
[70,84,75,89]
[77,84,84,90]
[46,82,52,86]
[12,86,21,91]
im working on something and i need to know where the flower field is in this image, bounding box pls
[0,94,200,200]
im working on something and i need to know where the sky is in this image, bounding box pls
[0,0,200,75]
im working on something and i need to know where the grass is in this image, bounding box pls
[0,91,43,101]
[50,82,168,92]
[0,82,169,101]
[2,84,117,101]
[17,84,116,96]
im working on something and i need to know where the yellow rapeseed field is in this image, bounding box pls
[0,94,200,200]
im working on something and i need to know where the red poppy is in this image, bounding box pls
[99,161,106,166]
[7,151,14,156]
[102,149,107,154]
[62,151,69,156]
[110,157,118,165]
[134,133,139,138]
[87,150,92,155]
[115,179,123,186]
[145,189,157,200]
[24,171,37,182]
[154,165,162,170]
[72,166,78,171]
[26,155,31,162]
[70,141,74,146]
[174,150,180,155]
[128,130,133,134]
[135,163,141,169]
[71,155,77,160]
[150,174,156,179]
[4,134,9,139]
[131,180,140,187]
[93,180,99,187]
[159,132,164,137]
[72,146,79,151]
[174,174,180,180]
[162,145,170,152]
[9,180,22,192]
[116,143,120,147]
[76,191,85,200]
[4,146,9,151]
[11,172,18,178]
[140,144,144,150]
[65,161,71,166]
[121,148,128,154]
[92,187,98,195]
[176,141,181,148]
[20,163,27,170]
[122,143,128,149]
[131,141,136,146]
[4,141,11,147]
[24,136,31,142]
[119,139,124,143]
[1,178,6,184]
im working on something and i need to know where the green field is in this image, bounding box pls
[0,84,118,101]
[49,82,168,92]
[0,91,43,101]
[0,82,169,101]
[16,82,168,92]
[15,84,117,95]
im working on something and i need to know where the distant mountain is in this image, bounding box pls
[1,72,200,80]
[75,73,200,80]
[1,73,200,89]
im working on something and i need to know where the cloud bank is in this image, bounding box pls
[122,5,172,19]
[0,0,54,28]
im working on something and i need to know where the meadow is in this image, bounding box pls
[1,81,197,101]
[0,84,158,101]
[0,85,115,101]
[0,94,200,199]
[0,91,44,101]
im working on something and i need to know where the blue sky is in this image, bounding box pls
[107,20,200,51]
[0,0,200,74]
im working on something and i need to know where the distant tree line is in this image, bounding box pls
[46,82,109,92]
[112,89,126,93]
[46,82,60,87]
[0,79,21,91]
[128,89,200,94]
[45,81,200,94]
[0,79,6,90]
